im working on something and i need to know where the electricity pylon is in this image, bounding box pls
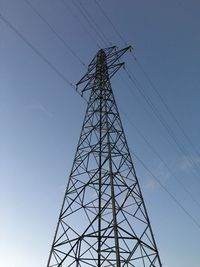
[47,46,162,267]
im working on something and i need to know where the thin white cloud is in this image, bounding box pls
[26,103,53,117]
[144,161,172,192]
[174,156,200,173]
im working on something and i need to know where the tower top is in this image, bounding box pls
[76,46,131,98]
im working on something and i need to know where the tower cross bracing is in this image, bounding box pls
[47,46,162,267]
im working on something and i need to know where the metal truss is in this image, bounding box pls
[47,46,162,267]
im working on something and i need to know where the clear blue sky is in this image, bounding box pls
[1,0,200,266]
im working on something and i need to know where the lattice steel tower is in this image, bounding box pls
[47,46,162,267]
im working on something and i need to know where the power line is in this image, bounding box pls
[115,81,200,229]
[118,105,200,210]
[0,12,82,97]
[114,75,200,227]
[94,0,128,46]
[132,53,200,164]
[71,0,108,47]
[60,0,101,49]
[76,0,112,46]
[124,67,200,179]
[24,0,86,67]
[130,149,200,229]
[117,72,200,208]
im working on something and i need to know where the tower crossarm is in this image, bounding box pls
[76,46,131,98]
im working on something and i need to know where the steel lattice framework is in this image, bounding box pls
[47,46,162,267]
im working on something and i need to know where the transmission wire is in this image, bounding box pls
[118,106,200,209]
[130,149,200,229]
[76,0,112,46]
[0,12,84,99]
[124,67,200,179]
[117,93,200,230]
[24,0,86,67]
[71,0,108,47]
[94,0,128,46]
[60,0,101,49]
[131,53,200,163]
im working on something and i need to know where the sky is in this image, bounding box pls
[1,0,200,266]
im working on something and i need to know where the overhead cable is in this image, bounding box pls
[24,0,86,67]
[131,149,200,229]
[0,12,83,98]
[76,0,112,46]
[124,67,200,179]
[119,105,200,210]
[71,0,108,47]
[132,54,200,163]
[94,0,128,46]
[61,0,101,49]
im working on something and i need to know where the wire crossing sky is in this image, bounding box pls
[1,1,200,267]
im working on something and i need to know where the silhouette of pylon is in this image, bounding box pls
[47,46,162,267]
